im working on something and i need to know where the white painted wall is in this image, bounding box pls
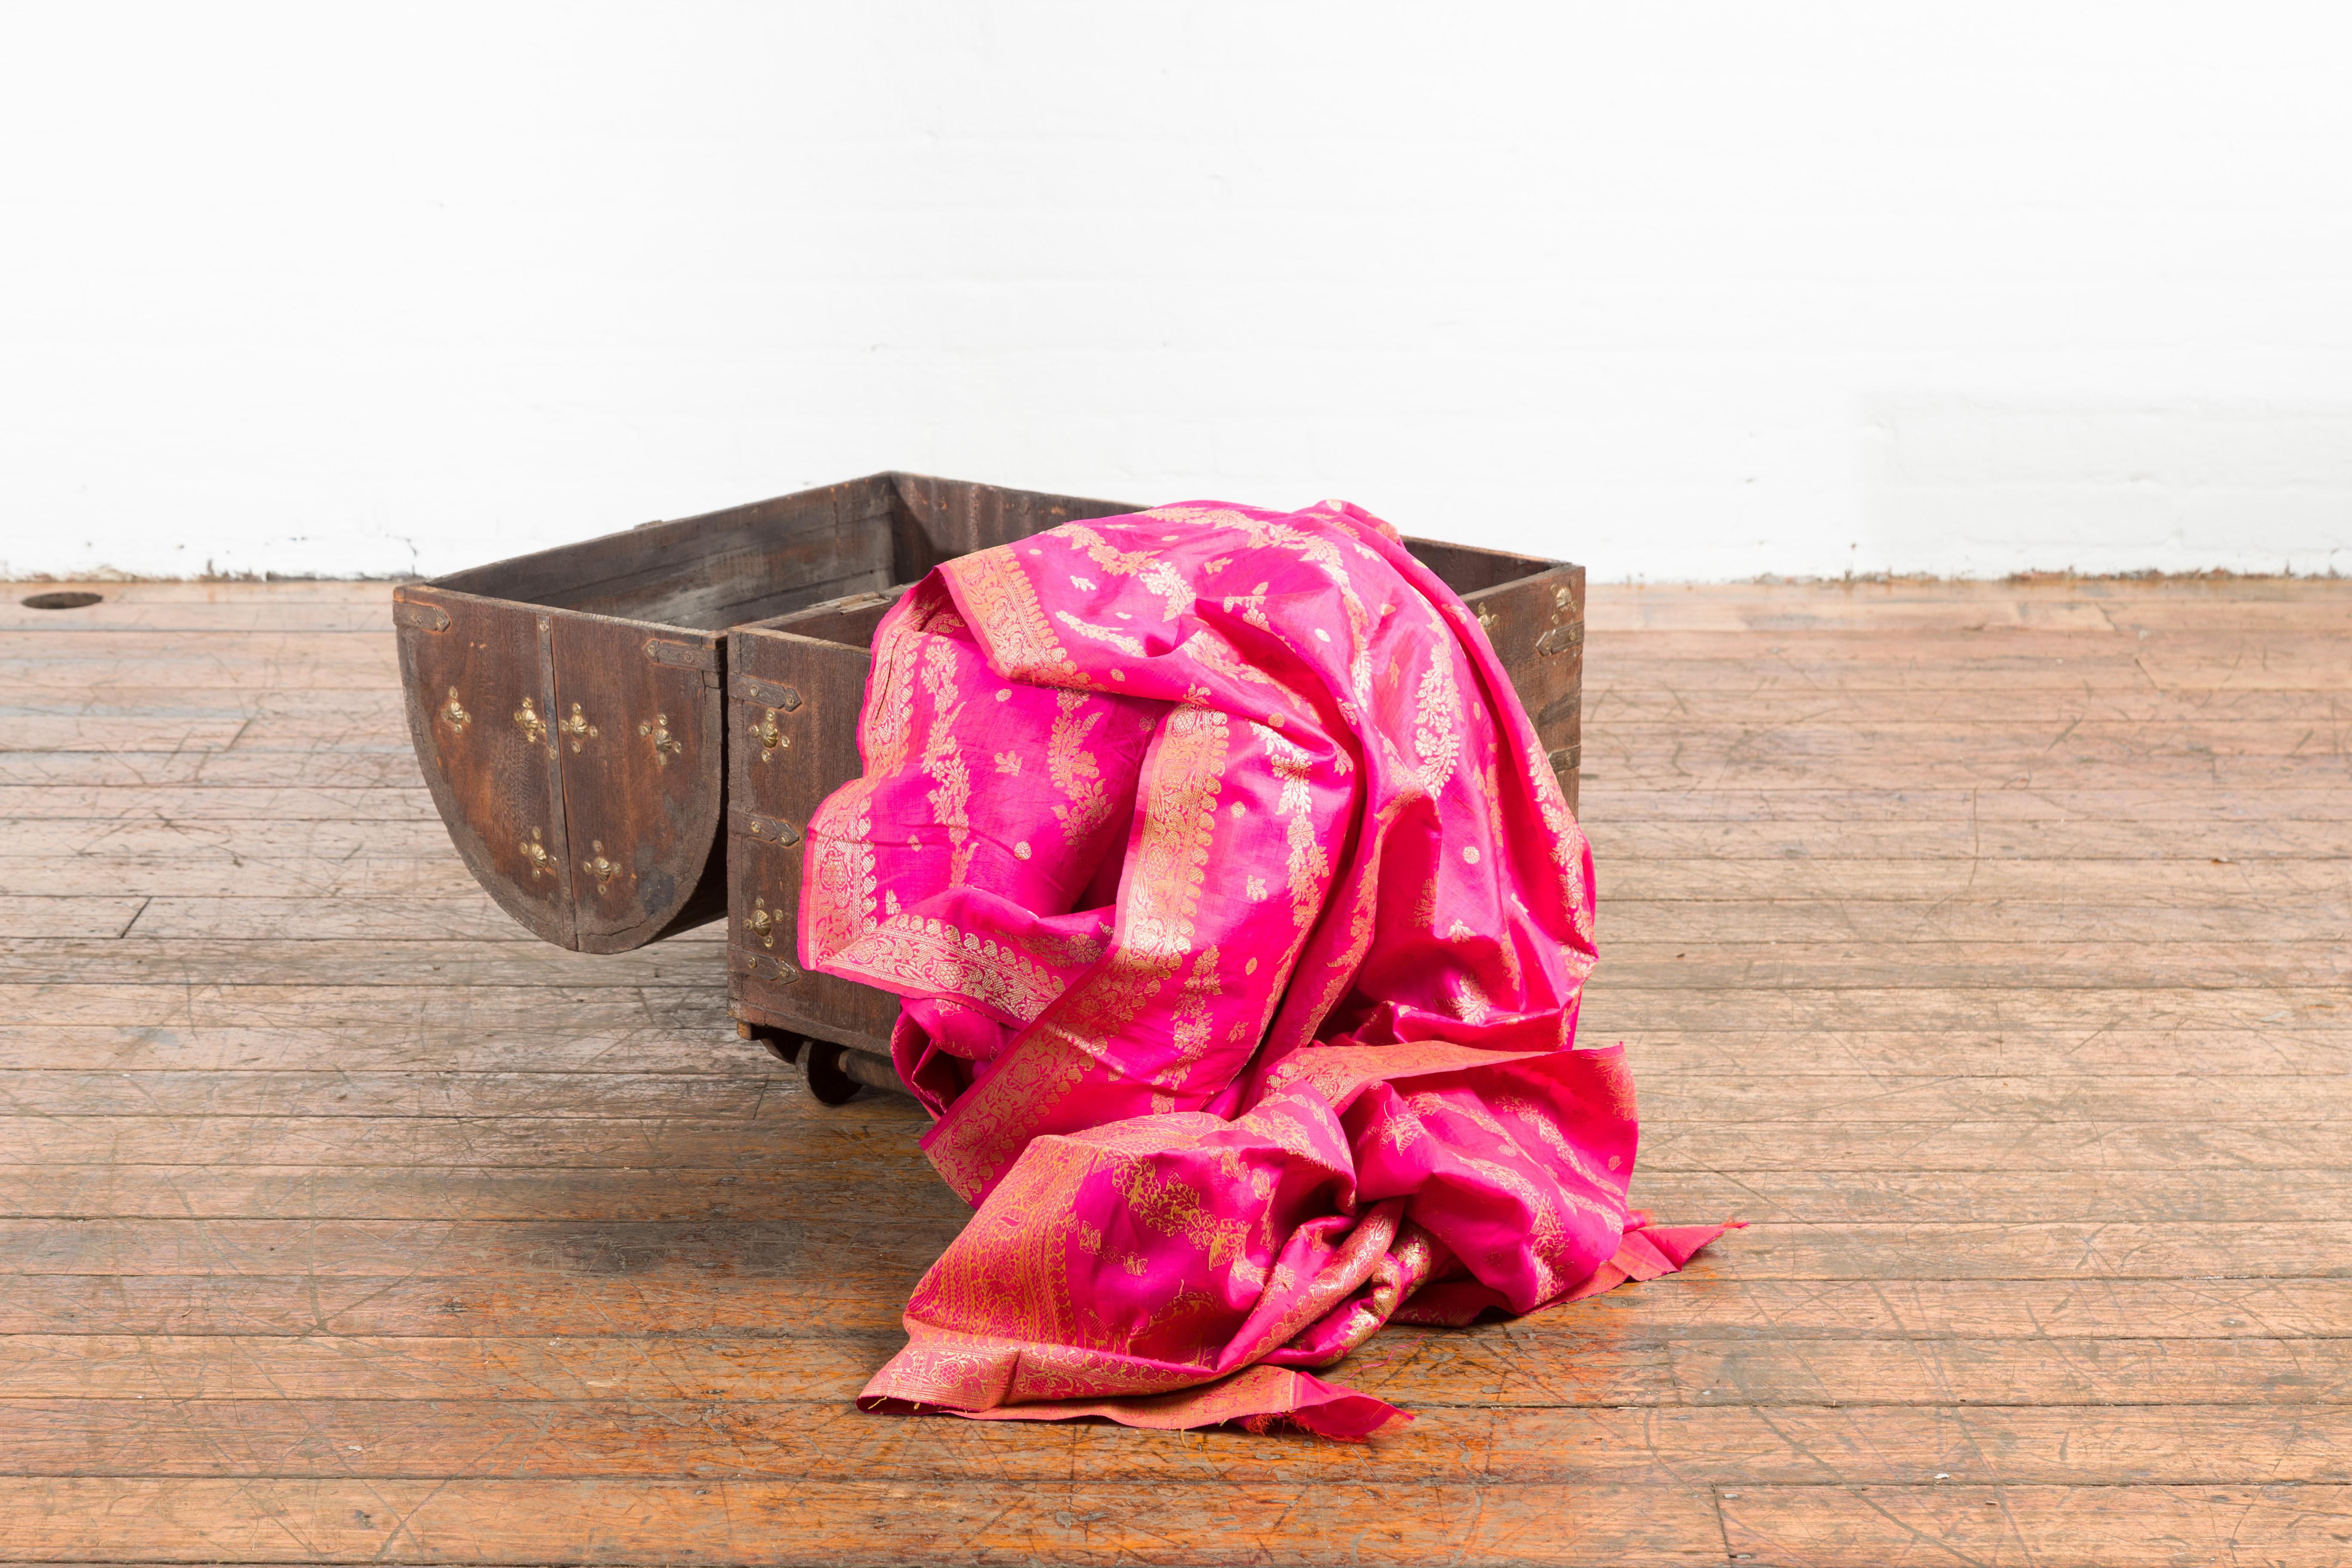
[5,3,2350,582]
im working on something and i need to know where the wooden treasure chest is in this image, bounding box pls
[393,473,1583,1100]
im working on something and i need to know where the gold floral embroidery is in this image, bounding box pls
[1148,505,1376,704]
[1226,1199,1404,1367]
[897,1138,1092,1378]
[1275,797,1393,1054]
[1443,1148,1565,1295]
[864,585,955,776]
[1004,1339,1219,1402]
[1479,766,1506,854]
[1047,689,1115,844]
[1525,738,1597,952]
[1102,1286,1233,1369]
[1170,946,1222,1066]
[1054,610,1147,657]
[1377,1105,1430,1156]
[1493,1092,1630,1212]
[1251,721,1329,932]
[1139,559,1192,621]
[1022,922,1112,970]
[924,1035,1097,1205]
[803,793,877,965]
[1060,522,1155,576]
[1230,1097,1333,1164]
[1220,581,1271,629]
[929,707,1231,1198]
[943,544,1076,682]
[1063,523,1194,620]
[1410,866,1439,933]
[1413,1089,1620,1238]
[803,586,971,964]
[1175,627,1277,689]
[1449,971,1492,1025]
[832,913,1066,1023]
[1119,706,1228,968]
[1139,503,1263,529]
[1411,652,1462,796]
[919,634,975,885]
[1111,1150,1252,1268]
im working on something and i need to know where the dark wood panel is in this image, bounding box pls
[889,472,1139,577]
[431,475,899,630]
[390,587,573,947]
[726,623,894,1050]
[549,613,726,949]
[1466,560,1583,812]
[1404,534,1557,596]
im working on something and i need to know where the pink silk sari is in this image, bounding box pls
[801,500,1733,1437]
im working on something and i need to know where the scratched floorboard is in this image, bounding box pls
[0,576,2345,1568]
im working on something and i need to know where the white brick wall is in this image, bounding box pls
[5,2,2349,580]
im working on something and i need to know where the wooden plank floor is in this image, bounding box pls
[2,575,2347,1567]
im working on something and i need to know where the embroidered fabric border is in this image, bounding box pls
[943,545,1078,683]
[830,914,1067,1025]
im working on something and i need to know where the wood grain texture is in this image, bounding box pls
[390,586,573,947]
[548,610,726,951]
[3,573,2345,1566]
[0,1400,2336,1486]
[0,1273,2340,1341]
[2,1161,2341,1222]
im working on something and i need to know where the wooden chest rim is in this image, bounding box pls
[396,581,726,652]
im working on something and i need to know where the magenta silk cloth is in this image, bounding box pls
[800,500,1732,1437]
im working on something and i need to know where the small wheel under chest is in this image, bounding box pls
[802,1040,862,1105]
[736,1020,802,1066]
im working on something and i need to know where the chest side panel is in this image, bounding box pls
[726,626,897,1051]
[548,614,727,952]
[393,587,576,947]
[1464,564,1584,815]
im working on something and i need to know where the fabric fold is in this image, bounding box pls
[803,500,1733,1435]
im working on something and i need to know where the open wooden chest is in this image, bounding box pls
[394,472,1583,1095]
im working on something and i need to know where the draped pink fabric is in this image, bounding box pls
[800,500,1733,1436]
